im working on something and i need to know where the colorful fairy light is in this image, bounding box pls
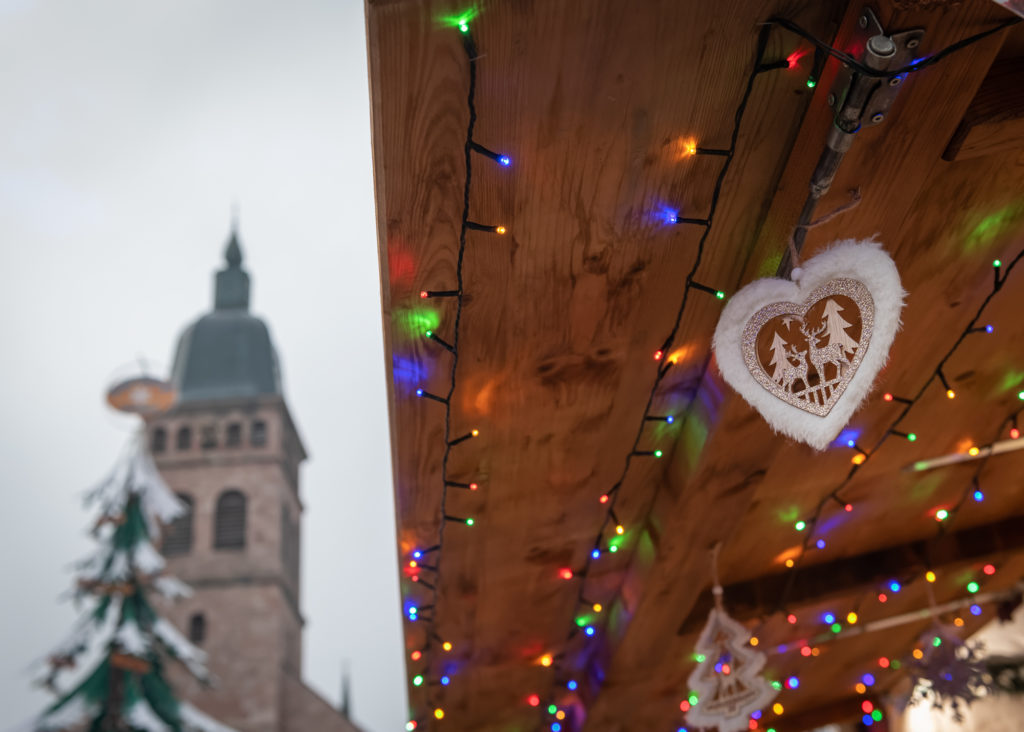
[925,571,936,583]
[946,389,956,400]
[846,612,858,624]
[970,604,982,615]
[984,564,996,575]
[974,489,984,502]
[411,650,422,661]
[567,680,577,691]
[967,581,980,593]
[786,676,799,689]
[889,581,901,593]
[412,674,424,686]
[540,654,553,667]
[528,694,540,707]
[794,520,806,531]
[442,641,453,651]
[559,568,574,580]
[935,509,949,521]
[434,708,445,720]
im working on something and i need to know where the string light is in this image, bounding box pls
[970,604,982,616]
[846,612,858,624]
[528,694,540,707]
[567,680,577,691]
[559,568,574,580]
[411,650,422,661]
[925,571,936,583]
[433,708,445,720]
[406,722,417,731]
[540,654,553,667]
[983,564,995,575]
[442,641,453,652]
[794,520,806,531]
[935,509,949,521]
[967,581,980,593]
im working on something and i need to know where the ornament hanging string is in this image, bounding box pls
[786,188,861,275]
[710,541,725,611]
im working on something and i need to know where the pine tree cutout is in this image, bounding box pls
[767,331,790,384]
[15,434,236,732]
[686,550,777,732]
[820,299,858,356]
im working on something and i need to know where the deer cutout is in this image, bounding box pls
[800,320,848,385]
[778,344,808,394]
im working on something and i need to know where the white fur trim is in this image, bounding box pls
[713,239,905,450]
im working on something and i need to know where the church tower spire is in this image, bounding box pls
[214,222,250,311]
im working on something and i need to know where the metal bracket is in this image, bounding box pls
[827,7,925,127]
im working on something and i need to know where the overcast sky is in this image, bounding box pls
[0,2,406,731]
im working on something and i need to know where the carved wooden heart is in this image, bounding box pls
[742,279,873,417]
[712,240,904,450]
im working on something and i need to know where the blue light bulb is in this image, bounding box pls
[666,415,674,423]
[416,388,424,397]
[970,604,982,616]
[412,550,422,559]
[584,626,596,637]
[847,439,856,448]
[973,490,984,502]
[499,155,511,166]
[591,548,601,559]
[985,324,994,334]
[889,581,901,593]
[552,725,561,732]
[862,673,875,686]
[567,680,577,691]
[440,675,450,686]
[816,539,826,549]
[823,613,835,624]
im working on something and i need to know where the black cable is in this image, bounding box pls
[540,23,777,720]
[767,15,1021,79]
[775,246,1024,616]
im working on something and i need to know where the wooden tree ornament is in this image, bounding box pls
[686,546,778,732]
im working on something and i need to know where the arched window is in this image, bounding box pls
[251,420,267,447]
[200,425,217,450]
[214,490,246,550]
[163,494,193,556]
[188,613,206,644]
[176,426,192,450]
[151,427,167,454]
[226,423,242,447]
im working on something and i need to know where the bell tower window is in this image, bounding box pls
[214,490,247,550]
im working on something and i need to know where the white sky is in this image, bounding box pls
[0,2,406,731]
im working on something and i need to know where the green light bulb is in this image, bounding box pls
[967,581,979,593]
[654,450,663,458]
[413,675,424,686]
[936,509,949,521]
[715,290,725,300]
[1018,390,1024,401]
[806,78,817,88]
[933,636,942,647]
[547,704,557,714]
[465,518,475,526]
[907,433,917,442]
[993,259,1002,268]
[459,21,469,32]
[688,693,699,705]
[609,545,618,553]
[425,330,433,337]
[575,617,586,627]
[694,654,706,663]
[831,622,842,633]
[795,520,806,531]
[871,710,883,722]
[771,681,782,690]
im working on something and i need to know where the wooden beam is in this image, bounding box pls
[677,515,1024,635]
[943,58,1024,161]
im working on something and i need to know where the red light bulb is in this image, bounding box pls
[469,482,479,491]
[599,493,609,504]
[419,290,428,299]
[411,650,422,661]
[1011,427,1020,440]
[883,392,893,402]
[527,694,540,707]
[653,349,663,361]
[559,568,574,580]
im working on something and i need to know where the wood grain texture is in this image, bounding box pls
[367,0,1024,729]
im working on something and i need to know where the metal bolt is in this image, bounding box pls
[871,113,885,124]
[827,93,837,106]
[907,38,920,49]
[867,35,896,58]
[859,14,869,28]
[889,76,902,87]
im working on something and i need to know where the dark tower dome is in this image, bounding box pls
[170,228,282,403]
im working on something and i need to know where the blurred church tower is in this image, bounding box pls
[144,226,361,732]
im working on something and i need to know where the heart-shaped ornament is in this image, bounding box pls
[713,239,905,450]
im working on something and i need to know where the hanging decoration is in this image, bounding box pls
[713,239,905,450]
[902,622,993,722]
[686,546,777,732]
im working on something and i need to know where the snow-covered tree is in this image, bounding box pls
[821,299,858,356]
[15,434,236,732]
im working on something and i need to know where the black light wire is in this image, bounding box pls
[539,24,778,724]
[773,246,1024,619]
[767,15,1021,79]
